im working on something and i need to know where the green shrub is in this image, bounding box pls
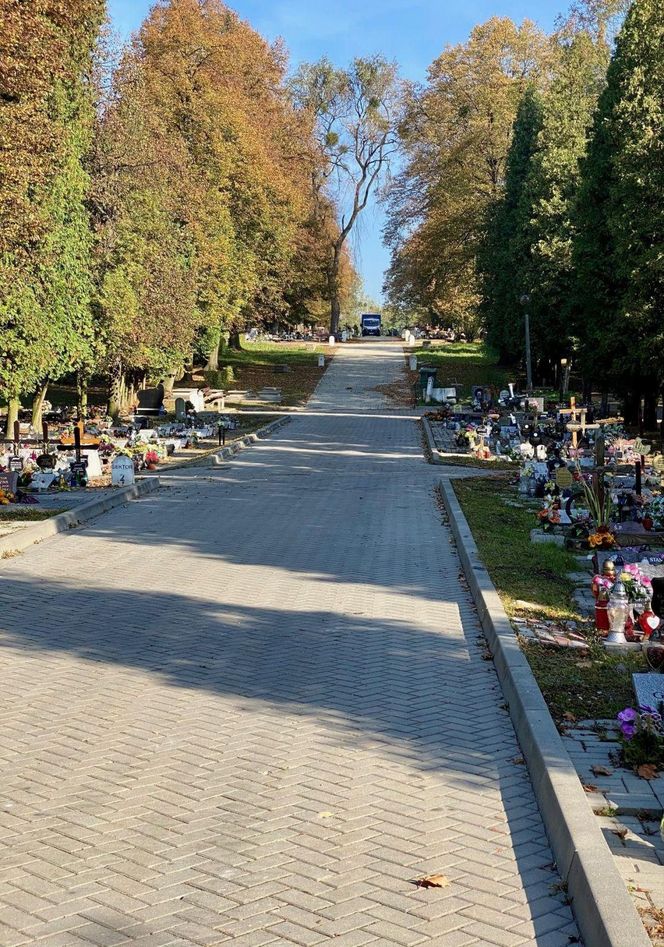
[204,366,234,388]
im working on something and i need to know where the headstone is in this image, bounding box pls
[31,471,57,491]
[633,673,664,711]
[328,335,335,346]
[111,455,135,487]
[0,471,19,494]
[175,397,186,420]
[84,450,103,480]
[317,355,325,368]
[409,355,418,371]
[9,456,23,471]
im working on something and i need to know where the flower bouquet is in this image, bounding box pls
[617,706,664,772]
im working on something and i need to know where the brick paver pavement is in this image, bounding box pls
[0,341,580,946]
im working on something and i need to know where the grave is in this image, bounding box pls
[136,384,165,419]
[633,673,664,712]
[0,471,19,494]
[111,455,135,487]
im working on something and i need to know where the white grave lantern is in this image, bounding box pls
[111,455,135,487]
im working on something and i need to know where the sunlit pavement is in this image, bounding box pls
[0,340,579,946]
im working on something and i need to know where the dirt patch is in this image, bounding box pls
[372,373,414,407]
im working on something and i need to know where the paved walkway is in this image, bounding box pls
[0,342,579,946]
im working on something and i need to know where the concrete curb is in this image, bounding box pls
[208,415,292,466]
[439,478,650,947]
[0,477,160,558]
[421,416,446,465]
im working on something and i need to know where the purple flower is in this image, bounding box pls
[617,708,638,724]
[620,723,636,740]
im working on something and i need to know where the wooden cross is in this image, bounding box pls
[559,396,599,450]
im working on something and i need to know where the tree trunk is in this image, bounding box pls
[227,328,242,351]
[77,372,89,419]
[623,387,641,427]
[108,364,124,420]
[5,397,20,437]
[643,390,658,432]
[206,335,221,371]
[31,382,49,431]
[328,247,341,336]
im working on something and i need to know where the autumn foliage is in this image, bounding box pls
[0,0,348,420]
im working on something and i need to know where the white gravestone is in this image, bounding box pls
[111,455,135,487]
[633,673,664,712]
[84,450,103,480]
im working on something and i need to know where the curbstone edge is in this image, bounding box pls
[439,477,651,947]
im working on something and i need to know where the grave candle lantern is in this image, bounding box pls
[606,576,629,644]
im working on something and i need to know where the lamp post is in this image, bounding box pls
[560,357,568,403]
[520,294,533,393]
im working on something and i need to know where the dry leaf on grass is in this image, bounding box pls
[591,765,613,777]
[413,873,450,889]
[637,763,658,780]
[562,712,577,723]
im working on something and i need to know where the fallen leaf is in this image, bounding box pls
[563,712,577,723]
[512,756,525,765]
[318,812,334,819]
[637,764,658,780]
[414,873,450,889]
[582,783,599,793]
[611,826,628,840]
[591,765,613,777]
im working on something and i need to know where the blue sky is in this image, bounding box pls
[108,0,561,303]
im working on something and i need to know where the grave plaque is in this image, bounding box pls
[633,673,664,712]
[0,471,19,494]
[555,467,573,489]
[8,456,23,471]
[111,455,135,487]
